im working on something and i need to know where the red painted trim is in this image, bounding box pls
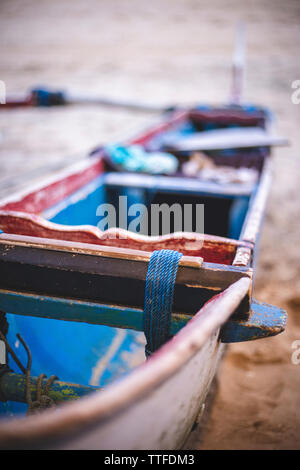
[0,158,104,213]
[0,210,252,265]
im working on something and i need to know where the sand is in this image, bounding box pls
[0,0,299,450]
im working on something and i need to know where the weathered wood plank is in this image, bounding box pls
[220,299,287,342]
[104,172,255,197]
[161,127,288,152]
[0,239,252,316]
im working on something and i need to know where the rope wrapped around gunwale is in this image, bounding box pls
[143,249,182,357]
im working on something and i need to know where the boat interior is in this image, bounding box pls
[0,105,271,418]
[1,106,270,244]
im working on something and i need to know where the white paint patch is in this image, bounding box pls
[0,340,6,364]
[121,333,146,369]
[89,329,126,386]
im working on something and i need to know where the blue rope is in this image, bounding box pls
[31,88,65,107]
[143,249,183,357]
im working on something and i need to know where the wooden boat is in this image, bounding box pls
[0,104,287,449]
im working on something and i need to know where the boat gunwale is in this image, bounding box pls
[0,233,253,316]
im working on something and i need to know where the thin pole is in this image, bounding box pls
[230,22,246,105]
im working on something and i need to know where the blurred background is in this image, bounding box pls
[0,0,299,449]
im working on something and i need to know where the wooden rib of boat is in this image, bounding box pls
[0,105,287,450]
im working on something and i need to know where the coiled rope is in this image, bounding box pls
[17,334,58,415]
[143,249,182,357]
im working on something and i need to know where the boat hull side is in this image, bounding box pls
[53,334,224,450]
